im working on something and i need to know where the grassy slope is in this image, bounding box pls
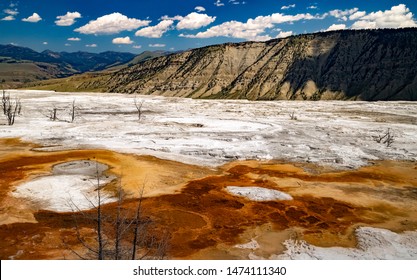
[25,73,110,92]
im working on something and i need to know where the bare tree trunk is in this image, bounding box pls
[114,184,123,260]
[2,90,7,116]
[51,108,57,121]
[66,164,169,260]
[70,99,76,123]
[96,167,104,260]
[2,91,21,126]
[131,186,144,260]
[134,96,144,121]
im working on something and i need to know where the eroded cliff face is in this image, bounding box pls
[90,29,417,100]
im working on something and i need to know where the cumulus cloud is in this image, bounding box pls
[349,11,366,21]
[22,13,42,23]
[326,24,347,31]
[351,4,417,29]
[276,31,293,38]
[160,12,216,30]
[55,11,82,26]
[307,6,318,10]
[75,13,150,35]
[135,20,174,38]
[112,36,134,44]
[329,8,358,21]
[43,42,48,45]
[4,8,18,16]
[86,44,97,48]
[214,0,224,7]
[281,4,295,10]
[68,37,81,41]
[160,15,183,21]
[133,45,142,49]
[195,6,206,12]
[1,15,15,21]
[177,12,216,30]
[181,12,315,41]
[2,6,18,20]
[149,44,166,48]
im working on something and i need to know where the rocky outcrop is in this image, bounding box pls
[93,28,417,101]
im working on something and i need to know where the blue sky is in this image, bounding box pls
[0,1,416,53]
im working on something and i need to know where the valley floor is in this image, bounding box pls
[0,90,416,259]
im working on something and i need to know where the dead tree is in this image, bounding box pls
[49,107,58,121]
[2,90,8,115]
[131,186,144,260]
[134,96,144,121]
[2,90,21,125]
[70,99,77,123]
[66,164,169,260]
[47,100,77,122]
[373,128,395,148]
[289,111,297,120]
[95,168,104,259]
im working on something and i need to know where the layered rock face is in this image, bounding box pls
[96,28,417,101]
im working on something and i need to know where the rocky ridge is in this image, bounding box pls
[95,28,417,101]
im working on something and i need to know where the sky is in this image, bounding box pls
[0,1,416,53]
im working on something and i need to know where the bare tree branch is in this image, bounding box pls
[2,90,21,125]
[134,96,144,121]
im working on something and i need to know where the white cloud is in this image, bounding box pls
[352,20,377,30]
[43,42,48,45]
[2,8,18,20]
[229,0,245,4]
[133,45,142,49]
[4,9,18,16]
[75,13,150,35]
[160,15,183,21]
[68,37,81,41]
[329,8,358,21]
[135,20,174,38]
[351,4,417,29]
[1,4,19,21]
[1,15,15,21]
[149,44,166,48]
[276,31,293,38]
[326,24,346,31]
[160,12,216,30]
[214,0,224,7]
[112,36,134,44]
[22,12,42,23]
[86,44,97,48]
[349,11,366,21]
[177,12,216,30]
[281,4,295,10]
[195,6,206,12]
[181,12,315,41]
[307,6,318,10]
[65,43,71,47]
[55,11,82,26]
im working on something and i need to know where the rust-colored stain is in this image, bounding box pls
[0,138,416,259]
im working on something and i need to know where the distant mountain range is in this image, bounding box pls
[0,44,168,88]
[4,28,417,101]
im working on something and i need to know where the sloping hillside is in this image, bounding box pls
[96,28,417,101]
